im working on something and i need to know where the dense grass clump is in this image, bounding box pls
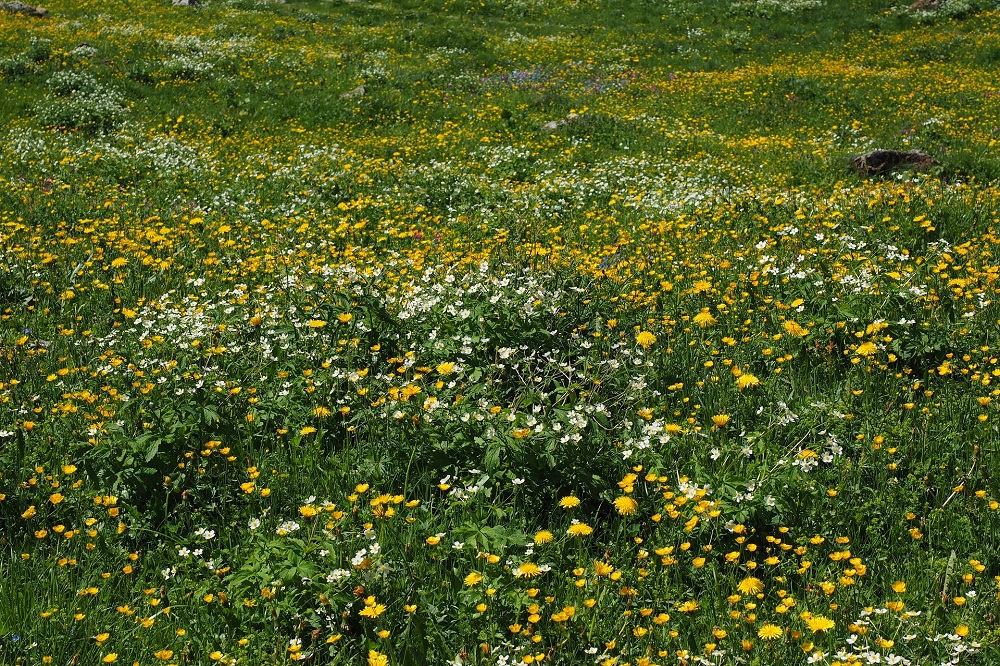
[2,0,1000,664]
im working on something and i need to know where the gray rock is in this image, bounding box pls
[850,149,935,175]
[0,1,48,17]
[340,84,366,100]
[541,112,582,132]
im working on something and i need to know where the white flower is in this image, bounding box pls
[248,518,261,530]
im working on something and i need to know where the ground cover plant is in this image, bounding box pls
[2,0,1000,664]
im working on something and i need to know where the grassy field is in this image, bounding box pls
[2,0,1000,663]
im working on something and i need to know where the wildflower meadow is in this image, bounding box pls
[2,0,1000,664]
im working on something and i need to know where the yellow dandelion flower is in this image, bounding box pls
[515,563,542,578]
[758,623,783,640]
[693,310,717,328]
[613,496,639,515]
[855,342,877,356]
[559,496,581,509]
[636,331,656,348]
[806,615,835,632]
[737,576,764,595]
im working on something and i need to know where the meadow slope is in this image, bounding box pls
[2,0,1000,664]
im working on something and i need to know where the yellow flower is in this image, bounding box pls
[693,310,717,328]
[711,414,730,427]
[209,651,223,661]
[613,496,638,515]
[102,655,117,663]
[855,340,878,357]
[806,615,835,632]
[299,505,319,518]
[61,464,77,475]
[464,572,484,586]
[307,320,327,328]
[515,563,541,578]
[533,530,554,544]
[240,482,256,494]
[96,633,110,643]
[758,624,783,640]
[559,496,581,509]
[783,320,809,337]
[737,576,764,595]
[677,600,699,612]
[22,505,36,518]
[892,581,906,593]
[594,561,614,577]
[359,603,387,619]
[368,650,389,666]
[436,361,456,375]
[736,373,760,389]
[154,650,174,660]
[567,522,593,537]
[337,313,353,323]
[636,331,656,348]
[425,535,441,546]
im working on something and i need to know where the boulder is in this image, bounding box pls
[850,149,935,175]
[340,85,366,100]
[0,1,47,16]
